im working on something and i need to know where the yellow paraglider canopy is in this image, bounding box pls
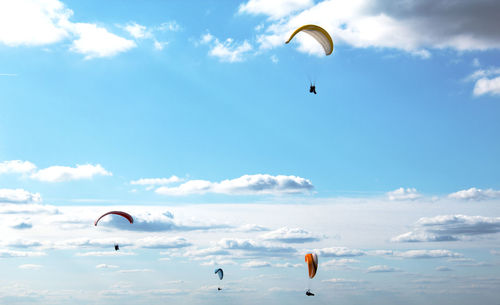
[285,24,334,56]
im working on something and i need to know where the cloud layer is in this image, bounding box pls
[155,174,313,196]
[392,215,500,242]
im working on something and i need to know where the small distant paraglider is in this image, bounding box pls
[215,268,223,291]
[305,253,318,296]
[94,211,133,251]
[309,83,317,94]
[285,24,333,95]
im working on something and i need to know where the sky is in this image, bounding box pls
[1,0,500,304]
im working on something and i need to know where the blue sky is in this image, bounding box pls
[1,0,500,304]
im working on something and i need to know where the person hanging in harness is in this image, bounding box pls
[309,83,317,94]
[114,243,119,251]
[306,289,315,296]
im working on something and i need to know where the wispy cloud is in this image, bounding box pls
[130,176,182,187]
[448,188,500,201]
[387,187,421,201]
[392,215,500,242]
[18,264,43,270]
[30,164,111,182]
[379,249,463,259]
[200,32,253,63]
[238,0,314,20]
[314,247,365,257]
[0,189,41,204]
[155,174,313,196]
[96,264,119,269]
[367,265,400,273]
[0,250,46,258]
[76,251,136,257]
[242,260,272,268]
[260,226,321,243]
[0,160,36,174]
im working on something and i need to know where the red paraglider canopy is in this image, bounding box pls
[94,211,134,226]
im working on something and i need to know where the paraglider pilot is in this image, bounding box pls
[309,83,317,94]
[306,289,315,296]
[114,243,119,251]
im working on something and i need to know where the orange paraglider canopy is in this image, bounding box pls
[305,253,318,279]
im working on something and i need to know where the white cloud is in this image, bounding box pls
[473,77,500,96]
[449,187,500,200]
[118,269,153,273]
[322,278,363,284]
[314,247,365,257]
[18,264,43,270]
[0,0,71,46]
[436,266,452,272]
[274,262,301,268]
[241,0,500,57]
[157,21,181,32]
[0,0,135,59]
[54,238,132,249]
[200,33,253,63]
[0,249,46,258]
[153,40,168,51]
[387,187,421,201]
[125,23,151,39]
[238,0,314,20]
[199,259,236,266]
[237,224,271,232]
[30,163,112,182]
[392,215,500,242]
[260,226,321,243]
[130,176,182,186]
[367,265,400,273]
[217,238,297,257]
[0,160,36,174]
[0,189,41,204]
[155,174,313,196]
[242,260,272,268]
[102,210,229,232]
[76,251,136,257]
[135,236,191,249]
[322,258,359,267]
[383,249,463,259]
[96,264,119,269]
[0,203,59,215]
[69,23,136,60]
[465,68,500,97]
[1,238,44,249]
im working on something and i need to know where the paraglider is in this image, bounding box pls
[305,253,318,296]
[285,24,333,56]
[94,211,134,226]
[94,211,133,251]
[285,24,333,94]
[215,268,223,291]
